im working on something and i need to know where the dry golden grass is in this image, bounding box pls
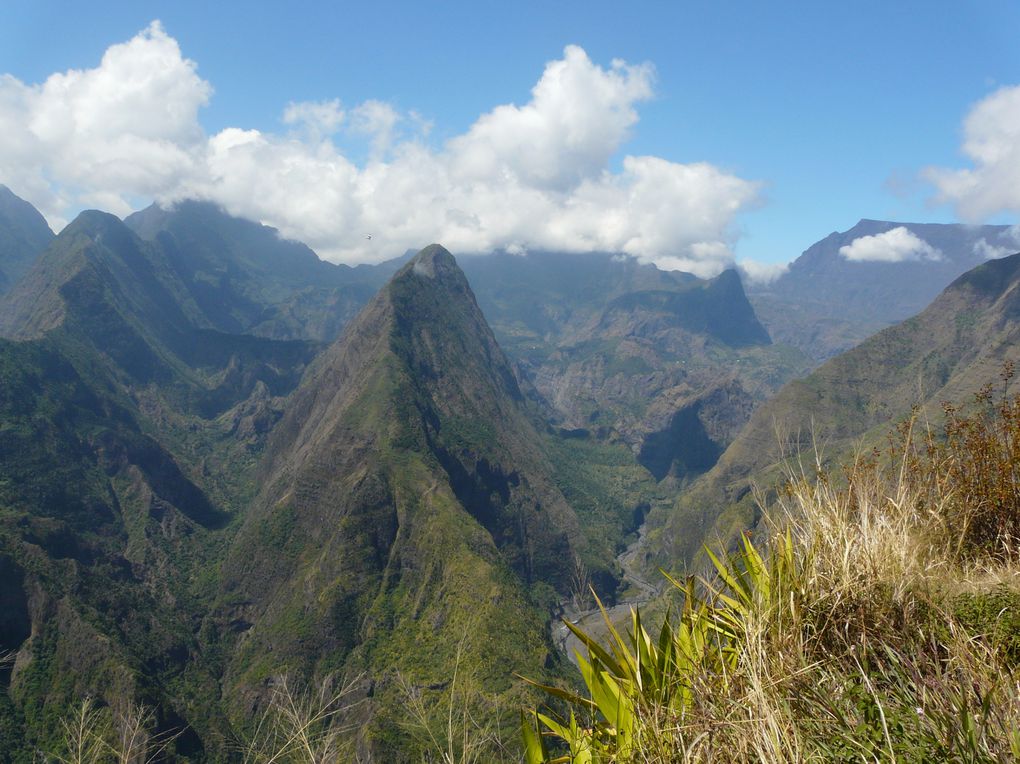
[526,375,1020,763]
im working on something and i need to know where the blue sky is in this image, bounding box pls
[1,1,1018,273]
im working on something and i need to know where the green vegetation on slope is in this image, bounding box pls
[0,208,329,756]
[542,434,666,598]
[0,337,230,759]
[0,220,670,757]
[212,246,648,758]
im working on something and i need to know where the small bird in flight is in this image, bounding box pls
[365,234,372,240]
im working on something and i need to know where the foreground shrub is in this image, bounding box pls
[524,375,1020,762]
[907,361,1020,557]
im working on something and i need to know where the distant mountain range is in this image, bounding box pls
[460,252,806,483]
[123,200,397,342]
[747,218,1016,360]
[4,196,811,486]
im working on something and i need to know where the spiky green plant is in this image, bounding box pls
[523,378,1020,763]
[521,530,800,764]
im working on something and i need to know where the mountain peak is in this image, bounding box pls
[711,266,743,288]
[221,240,582,742]
[63,209,129,239]
[949,250,1020,297]
[0,185,55,240]
[401,242,459,281]
[385,244,480,329]
[0,185,55,295]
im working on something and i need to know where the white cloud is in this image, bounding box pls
[282,99,345,137]
[926,85,1020,220]
[975,225,1020,259]
[447,46,653,192]
[973,238,1010,260]
[737,259,788,284]
[349,100,401,155]
[838,226,942,263]
[0,21,209,223]
[0,25,760,275]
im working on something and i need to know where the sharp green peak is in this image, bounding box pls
[413,241,453,260]
[61,209,144,258]
[399,242,461,281]
[212,234,593,756]
[63,208,124,233]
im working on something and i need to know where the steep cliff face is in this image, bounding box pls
[218,245,584,755]
[636,379,755,482]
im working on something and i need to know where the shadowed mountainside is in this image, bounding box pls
[0,208,324,756]
[647,249,1020,572]
[0,185,54,295]
[462,252,809,484]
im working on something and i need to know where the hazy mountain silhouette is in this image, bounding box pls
[748,219,1015,360]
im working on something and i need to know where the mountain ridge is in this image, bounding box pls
[748,218,1016,360]
[647,248,1020,571]
[0,185,54,295]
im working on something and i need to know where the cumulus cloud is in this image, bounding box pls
[282,99,345,137]
[349,100,401,155]
[737,259,788,284]
[926,85,1020,220]
[973,238,1010,260]
[0,21,209,223]
[0,25,760,275]
[838,226,942,263]
[973,224,1020,260]
[447,46,653,192]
